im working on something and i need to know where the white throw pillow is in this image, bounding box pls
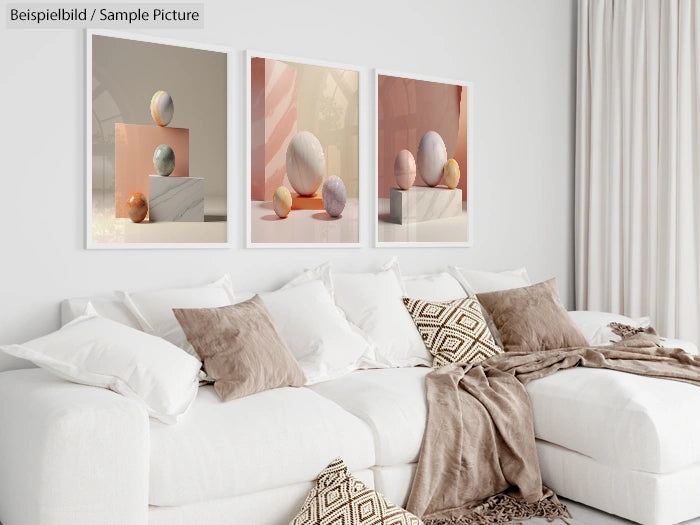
[122,275,235,359]
[0,307,201,424]
[281,261,334,297]
[567,311,651,346]
[333,260,431,367]
[448,266,531,295]
[403,271,467,301]
[61,295,142,329]
[260,279,374,384]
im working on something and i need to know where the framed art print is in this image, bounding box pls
[87,30,230,248]
[246,51,361,247]
[375,70,474,247]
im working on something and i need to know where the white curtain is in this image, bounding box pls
[576,0,700,343]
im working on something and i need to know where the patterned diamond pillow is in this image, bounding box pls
[402,296,502,367]
[290,458,422,525]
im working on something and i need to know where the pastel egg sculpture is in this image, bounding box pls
[153,144,175,176]
[126,192,148,223]
[322,175,346,217]
[273,186,292,218]
[394,149,417,190]
[285,131,325,197]
[150,90,174,127]
[417,131,447,187]
[443,158,461,189]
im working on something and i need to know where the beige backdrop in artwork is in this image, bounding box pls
[291,61,359,199]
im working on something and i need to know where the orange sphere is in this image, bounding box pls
[126,192,148,223]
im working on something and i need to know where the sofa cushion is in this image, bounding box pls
[527,367,700,474]
[310,368,431,466]
[311,364,700,476]
[149,385,375,506]
[149,470,376,525]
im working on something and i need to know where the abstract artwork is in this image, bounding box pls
[87,31,228,247]
[375,71,473,247]
[247,52,360,247]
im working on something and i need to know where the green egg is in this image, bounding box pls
[153,144,175,176]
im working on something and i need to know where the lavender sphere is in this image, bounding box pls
[322,175,346,217]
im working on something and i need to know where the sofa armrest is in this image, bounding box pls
[0,369,149,525]
[661,337,698,356]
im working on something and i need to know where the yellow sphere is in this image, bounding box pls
[443,158,460,189]
[273,186,292,218]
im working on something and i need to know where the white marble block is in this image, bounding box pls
[390,186,462,224]
[148,175,204,222]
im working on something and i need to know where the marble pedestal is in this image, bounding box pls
[390,186,462,224]
[149,175,204,222]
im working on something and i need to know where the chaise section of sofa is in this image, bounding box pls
[527,368,700,525]
[0,368,149,525]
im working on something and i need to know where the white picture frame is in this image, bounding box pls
[245,50,364,248]
[374,68,474,248]
[86,29,232,249]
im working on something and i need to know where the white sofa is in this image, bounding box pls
[1,335,698,525]
[1,275,699,525]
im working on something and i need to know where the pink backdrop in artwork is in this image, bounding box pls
[377,75,467,200]
[250,57,298,201]
[114,123,190,218]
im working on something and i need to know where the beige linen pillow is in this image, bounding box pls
[173,296,305,402]
[402,296,502,367]
[290,458,422,525]
[476,278,588,353]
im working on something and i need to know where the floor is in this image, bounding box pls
[527,498,700,525]
[250,198,359,245]
[377,198,470,244]
[91,191,228,245]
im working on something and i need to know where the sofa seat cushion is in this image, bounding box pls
[527,367,700,474]
[310,368,431,466]
[149,385,375,506]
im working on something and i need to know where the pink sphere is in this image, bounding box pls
[394,149,416,190]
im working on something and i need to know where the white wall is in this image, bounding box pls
[0,0,577,343]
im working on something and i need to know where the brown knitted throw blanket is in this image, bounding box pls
[406,333,700,524]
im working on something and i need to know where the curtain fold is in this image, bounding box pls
[576,0,700,343]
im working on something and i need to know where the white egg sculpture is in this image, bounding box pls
[417,131,447,187]
[285,131,325,197]
[150,90,174,127]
